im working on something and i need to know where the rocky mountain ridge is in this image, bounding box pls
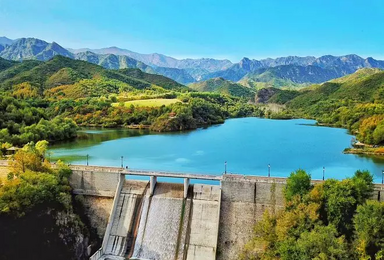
[204,55,384,82]
[1,37,384,86]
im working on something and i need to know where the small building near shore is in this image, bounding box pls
[6,146,19,155]
[352,141,365,148]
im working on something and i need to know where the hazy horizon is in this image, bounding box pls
[2,35,384,63]
[1,0,383,61]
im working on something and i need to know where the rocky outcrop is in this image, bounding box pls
[255,88,278,103]
[0,204,96,260]
[55,210,91,260]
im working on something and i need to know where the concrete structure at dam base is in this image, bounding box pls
[68,165,384,260]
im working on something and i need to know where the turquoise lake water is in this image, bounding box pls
[49,117,384,183]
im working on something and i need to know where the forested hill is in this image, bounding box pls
[0,57,17,71]
[0,55,187,95]
[239,65,343,89]
[189,77,255,99]
[265,68,384,145]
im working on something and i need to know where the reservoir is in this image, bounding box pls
[49,118,384,183]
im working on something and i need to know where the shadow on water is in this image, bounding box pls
[354,154,384,164]
[48,126,208,163]
[50,126,206,152]
[50,127,151,150]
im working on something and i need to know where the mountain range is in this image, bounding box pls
[68,46,233,74]
[203,55,384,82]
[1,36,384,87]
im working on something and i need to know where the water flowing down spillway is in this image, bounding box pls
[91,178,221,260]
[131,183,221,260]
[132,183,191,260]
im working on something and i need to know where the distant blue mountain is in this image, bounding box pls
[1,36,384,86]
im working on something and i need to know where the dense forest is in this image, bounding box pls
[241,170,384,260]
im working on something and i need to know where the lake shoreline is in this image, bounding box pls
[344,148,384,157]
[79,116,365,155]
[70,116,383,161]
[49,117,384,183]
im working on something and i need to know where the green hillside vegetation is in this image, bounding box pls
[113,98,181,108]
[189,77,255,99]
[239,68,310,89]
[266,68,384,145]
[330,68,382,83]
[115,68,186,91]
[266,89,302,104]
[0,141,96,260]
[0,55,263,146]
[0,56,185,93]
[241,170,384,260]
[0,57,17,72]
[0,60,42,83]
[0,95,77,146]
[238,77,307,89]
[0,56,103,91]
[238,65,342,89]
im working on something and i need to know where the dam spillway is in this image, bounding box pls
[132,182,191,260]
[67,165,384,260]
[82,169,222,260]
[103,181,148,257]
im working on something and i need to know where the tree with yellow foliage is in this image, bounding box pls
[241,169,380,260]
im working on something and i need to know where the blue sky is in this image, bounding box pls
[0,0,383,62]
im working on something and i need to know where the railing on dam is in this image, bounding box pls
[69,165,223,181]
[69,164,223,199]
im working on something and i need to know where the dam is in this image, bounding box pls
[67,165,384,260]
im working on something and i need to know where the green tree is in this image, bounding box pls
[373,122,384,144]
[0,170,60,216]
[354,200,384,259]
[352,170,374,205]
[11,141,50,174]
[290,225,349,260]
[323,179,357,238]
[284,169,312,202]
[35,140,49,159]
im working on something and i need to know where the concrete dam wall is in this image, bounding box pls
[70,166,221,260]
[69,166,384,260]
